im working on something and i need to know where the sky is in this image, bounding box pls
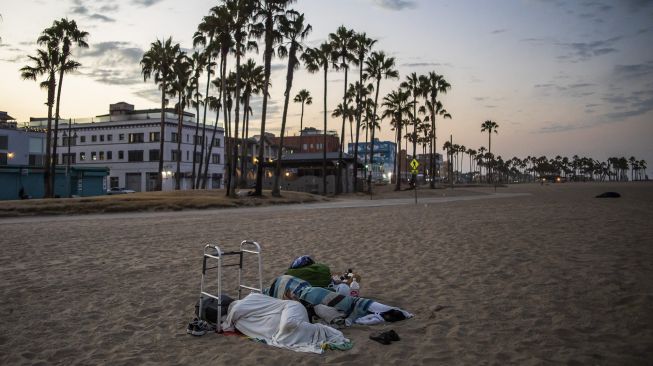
[1,0,652,176]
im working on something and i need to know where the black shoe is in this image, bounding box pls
[369,332,392,345]
[384,329,400,341]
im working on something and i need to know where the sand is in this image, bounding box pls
[0,182,652,365]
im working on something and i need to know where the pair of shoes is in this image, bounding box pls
[187,318,214,336]
[369,329,400,345]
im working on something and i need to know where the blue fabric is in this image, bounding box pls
[290,255,315,269]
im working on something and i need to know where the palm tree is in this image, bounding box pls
[252,0,295,196]
[20,46,59,197]
[302,42,337,195]
[382,88,412,191]
[188,51,206,188]
[272,11,311,197]
[400,72,422,183]
[38,19,88,196]
[239,59,265,187]
[141,37,181,191]
[293,89,312,153]
[352,32,376,191]
[329,26,357,194]
[169,51,192,190]
[365,51,398,195]
[420,72,451,188]
[480,120,499,183]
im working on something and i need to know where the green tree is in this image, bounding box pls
[293,89,312,153]
[400,72,423,184]
[420,72,451,188]
[141,37,181,191]
[382,88,413,191]
[188,51,206,188]
[239,59,265,187]
[272,11,312,197]
[169,51,192,190]
[480,120,499,183]
[365,51,398,195]
[302,42,337,195]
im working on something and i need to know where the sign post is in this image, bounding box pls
[410,159,419,204]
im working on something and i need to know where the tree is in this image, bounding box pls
[272,11,312,197]
[352,32,376,191]
[365,51,398,195]
[169,51,192,190]
[38,19,88,197]
[293,89,312,153]
[141,37,181,191]
[400,72,423,185]
[20,46,59,197]
[188,51,206,188]
[252,0,295,196]
[480,120,499,183]
[239,59,265,187]
[420,72,451,188]
[302,42,337,195]
[329,26,357,194]
[382,88,413,191]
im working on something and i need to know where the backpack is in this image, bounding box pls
[195,294,235,324]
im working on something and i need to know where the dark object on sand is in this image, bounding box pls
[596,192,621,198]
[381,309,407,322]
[195,294,235,324]
[370,329,400,345]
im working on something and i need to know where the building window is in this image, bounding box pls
[99,151,105,160]
[62,135,76,147]
[195,152,202,161]
[128,150,144,162]
[80,136,86,143]
[194,135,203,144]
[171,132,179,142]
[186,134,190,142]
[110,176,119,188]
[91,135,97,142]
[119,134,125,141]
[0,135,8,149]
[100,135,105,142]
[149,132,160,142]
[29,154,44,166]
[107,151,113,160]
[129,133,144,143]
[186,151,189,160]
[213,138,220,147]
[0,152,7,166]
[62,153,76,164]
[107,134,113,142]
[303,144,308,151]
[171,150,180,162]
[91,152,97,161]
[212,154,220,164]
[149,149,160,161]
[118,150,124,160]
[80,152,86,161]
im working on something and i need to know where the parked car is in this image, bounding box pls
[107,187,136,195]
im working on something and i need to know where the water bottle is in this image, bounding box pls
[349,278,360,297]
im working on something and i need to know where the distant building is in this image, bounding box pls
[29,102,225,192]
[0,112,46,167]
[347,139,396,182]
[277,127,341,154]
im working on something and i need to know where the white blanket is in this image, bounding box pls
[221,293,351,354]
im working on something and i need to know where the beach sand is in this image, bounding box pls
[0,182,652,365]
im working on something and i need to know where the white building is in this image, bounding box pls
[32,102,225,192]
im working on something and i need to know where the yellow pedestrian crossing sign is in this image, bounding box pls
[410,159,419,174]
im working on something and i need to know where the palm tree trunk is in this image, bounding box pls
[44,77,55,198]
[239,96,249,188]
[175,96,183,190]
[230,43,243,197]
[51,68,65,197]
[352,62,363,192]
[368,78,381,196]
[196,54,212,189]
[158,80,166,191]
[337,64,348,195]
[298,101,305,153]
[191,85,201,189]
[322,66,328,196]
[272,49,297,197]
[394,122,402,191]
[202,56,224,189]
[254,16,274,196]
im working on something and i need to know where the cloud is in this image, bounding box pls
[88,13,115,22]
[490,29,507,34]
[132,0,165,7]
[400,62,452,68]
[614,61,653,79]
[537,122,580,134]
[556,36,621,61]
[77,41,145,86]
[604,89,653,120]
[372,0,417,11]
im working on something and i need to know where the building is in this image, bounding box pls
[29,102,225,192]
[347,139,396,182]
[0,112,46,167]
[277,127,341,154]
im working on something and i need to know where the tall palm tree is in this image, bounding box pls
[188,51,206,188]
[293,89,312,153]
[20,46,59,197]
[272,11,311,197]
[400,72,422,183]
[480,119,499,183]
[382,88,413,191]
[365,51,398,195]
[252,0,295,196]
[329,26,357,194]
[352,32,376,191]
[239,59,265,187]
[420,72,451,188]
[302,42,337,195]
[169,51,192,190]
[38,19,88,196]
[141,37,181,191]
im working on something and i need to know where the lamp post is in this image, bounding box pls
[63,119,77,197]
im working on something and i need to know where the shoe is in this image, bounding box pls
[369,332,391,345]
[186,318,199,334]
[191,324,207,336]
[384,330,400,341]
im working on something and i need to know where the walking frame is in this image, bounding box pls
[199,240,263,333]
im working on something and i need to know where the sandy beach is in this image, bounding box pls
[1,182,652,365]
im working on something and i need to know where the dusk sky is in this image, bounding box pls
[1,0,652,175]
